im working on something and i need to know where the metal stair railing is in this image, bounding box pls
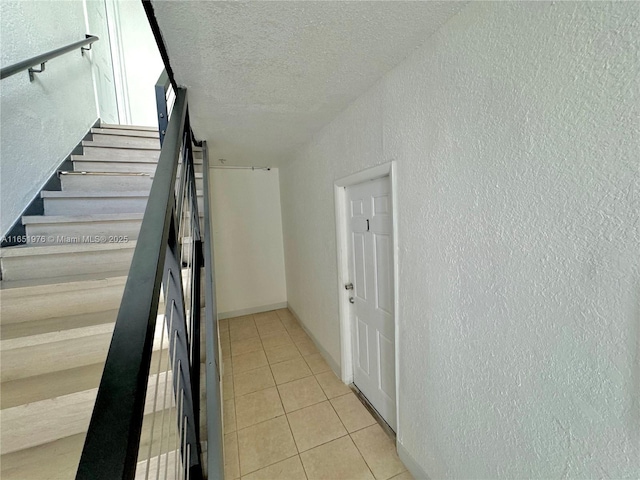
[76,79,221,478]
[0,35,99,82]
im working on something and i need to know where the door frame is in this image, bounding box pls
[334,161,400,432]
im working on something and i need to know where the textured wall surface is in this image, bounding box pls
[280,2,639,478]
[1,0,98,235]
[210,168,287,316]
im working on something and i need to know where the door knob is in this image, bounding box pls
[345,283,354,290]
[349,297,355,304]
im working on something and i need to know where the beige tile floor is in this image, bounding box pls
[220,309,412,480]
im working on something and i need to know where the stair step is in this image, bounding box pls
[0,308,118,340]
[0,313,168,383]
[1,369,173,455]
[159,172,204,191]
[135,451,180,480]
[0,432,85,480]
[1,363,104,410]
[0,407,178,480]
[82,141,160,154]
[99,123,157,132]
[23,213,143,245]
[42,190,204,217]
[1,348,168,409]
[1,241,135,281]
[90,134,161,149]
[73,159,159,174]
[60,171,153,191]
[0,275,127,324]
[72,159,203,174]
[71,154,157,164]
[0,324,114,383]
[42,190,150,216]
[71,154,202,165]
[92,127,159,139]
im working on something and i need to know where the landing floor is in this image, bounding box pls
[220,309,412,480]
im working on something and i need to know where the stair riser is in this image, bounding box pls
[61,174,153,191]
[44,197,204,215]
[136,451,180,480]
[73,160,202,174]
[25,219,142,245]
[73,161,158,174]
[1,369,173,455]
[1,332,113,383]
[0,408,179,479]
[92,127,159,138]
[44,196,204,217]
[90,134,161,149]
[173,177,204,191]
[0,248,134,282]
[82,146,160,160]
[0,317,172,383]
[44,196,148,216]
[99,123,157,132]
[0,283,125,324]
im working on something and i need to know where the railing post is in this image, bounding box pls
[202,142,225,479]
[155,70,170,146]
[76,89,188,480]
[163,212,203,480]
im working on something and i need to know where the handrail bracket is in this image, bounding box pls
[28,62,46,82]
[81,34,94,56]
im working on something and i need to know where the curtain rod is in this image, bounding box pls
[210,165,272,171]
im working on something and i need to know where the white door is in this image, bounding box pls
[346,176,396,430]
[85,0,119,124]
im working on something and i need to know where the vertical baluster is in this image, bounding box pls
[174,360,182,480]
[144,288,170,480]
[156,300,175,480]
[186,444,191,480]
[163,328,179,479]
[181,410,189,480]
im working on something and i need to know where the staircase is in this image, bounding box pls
[0,124,204,479]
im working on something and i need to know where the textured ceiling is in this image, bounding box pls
[152,1,467,166]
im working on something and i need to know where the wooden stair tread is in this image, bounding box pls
[0,240,136,257]
[22,213,144,224]
[99,123,158,132]
[91,127,159,138]
[0,308,119,340]
[59,171,151,176]
[1,348,170,410]
[82,140,160,151]
[1,406,181,480]
[0,274,127,294]
[71,154,158,164]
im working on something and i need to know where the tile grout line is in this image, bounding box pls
[229,310,379,478]
[239,311,305,479]
[320,367,379,479]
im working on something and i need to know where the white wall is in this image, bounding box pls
[0,0,98,236]
[110,0,164,126]
[279,2,639,479]
[210,168,287,317]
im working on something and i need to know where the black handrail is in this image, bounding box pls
[77,88,191,479]
[0,35,99,81]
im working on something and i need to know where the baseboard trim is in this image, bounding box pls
[217,302,288,320]
[397,442,431,480]
[287,303,341,376]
